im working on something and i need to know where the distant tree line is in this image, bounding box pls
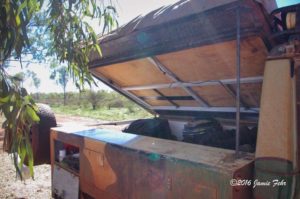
[32,90,140,112]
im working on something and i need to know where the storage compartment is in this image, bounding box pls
[52,137,81,199]
[181,119,257,153]
[123,118,176,140]
[122,117,258,153]
[54,140,80,174]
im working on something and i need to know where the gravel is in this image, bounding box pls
[0,141,52,199]
[0,114,129,199]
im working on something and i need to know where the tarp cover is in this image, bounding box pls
[99,0,276,43]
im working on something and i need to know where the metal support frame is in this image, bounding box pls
[123,76,263,91]
[140,96,194,101]
[153,89,179,107]
[235,4,241,156]
[148,57,209,107]
[152,106,259,113]
[87,119,136,127]
[90,70,153,111]
[219,82,249,109]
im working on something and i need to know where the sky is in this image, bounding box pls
[7,0,300,94]
[277,0,300,7]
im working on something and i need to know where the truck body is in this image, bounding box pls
[51,0,300,198]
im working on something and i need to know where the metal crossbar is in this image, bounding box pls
[152,106,259,113]
[148,57,209,107]
[235,4,241,156]
[123,76,263,91]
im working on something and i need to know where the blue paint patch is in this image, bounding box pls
[148,153,161,161]
[137,32,150,45]
[73,129,139,145]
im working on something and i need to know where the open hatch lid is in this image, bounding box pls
[89,0,277,119]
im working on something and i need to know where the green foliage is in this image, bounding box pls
[87,90,103,110]
[1,72,39,179]
[46,0,117,90]
[51,105,151,121]
[34,90,152,121]
[0,0,117,179]
[0,0,40,61]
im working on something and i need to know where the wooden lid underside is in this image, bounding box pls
[91,36,267,116]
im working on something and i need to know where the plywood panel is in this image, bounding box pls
[157,88,189,96]
[192,85,235,107]
[145,99,172,106]
[131,88,189,97]
[230,83,262,107]
[92,36,267,110]
[130,90,158,97]
[131,84,261,108]
[145,99,199,107]
[156,36,267,82]
[94,59,173,87]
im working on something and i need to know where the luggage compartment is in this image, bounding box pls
[121,117,258,153]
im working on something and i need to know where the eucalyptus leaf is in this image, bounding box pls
[0,95,10,105]
[25,105,40,122]
[0,0,117,179]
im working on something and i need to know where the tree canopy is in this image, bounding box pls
[0,0,117,178]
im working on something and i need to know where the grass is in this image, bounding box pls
[50,105,153,121]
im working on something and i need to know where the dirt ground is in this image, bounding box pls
[0,114,128,199]
[0,148,52,199]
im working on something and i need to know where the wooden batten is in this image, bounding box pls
[254,58,297,199]
[296,66,300,168]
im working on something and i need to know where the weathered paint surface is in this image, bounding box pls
[51,128,254,199]
[254,158,293,199]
